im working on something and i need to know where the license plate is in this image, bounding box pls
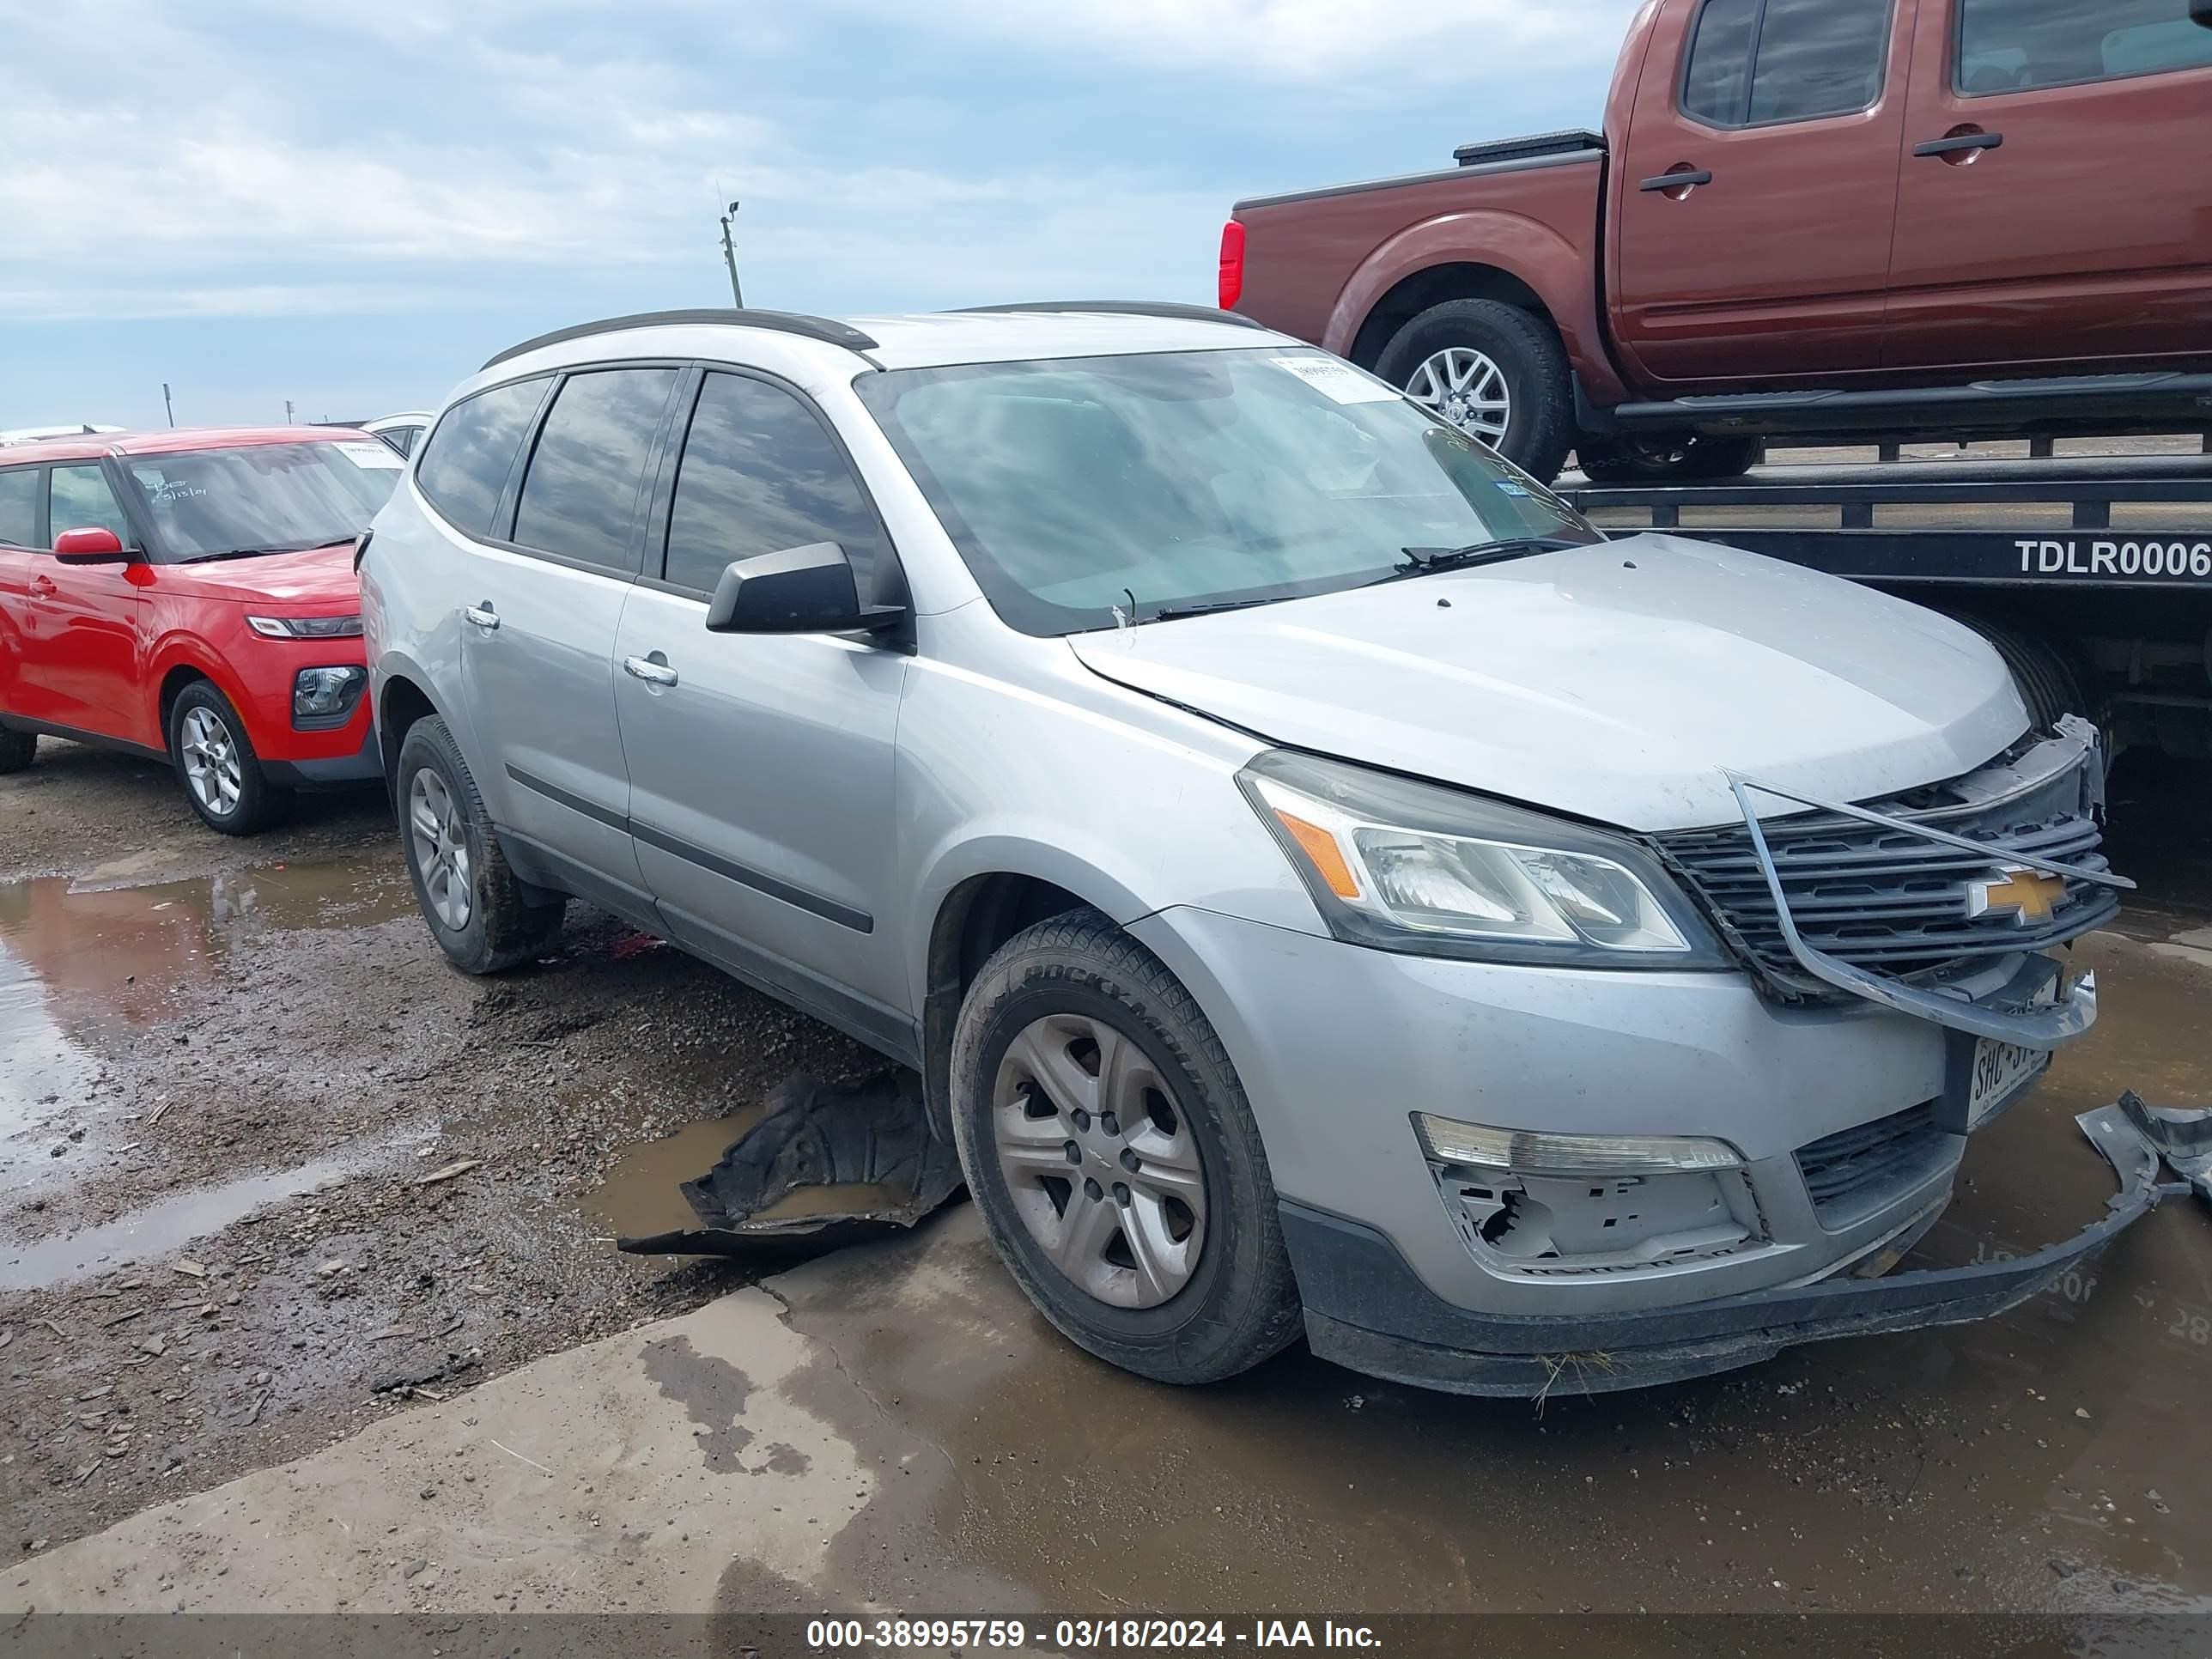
[1965,1036,2051,1129]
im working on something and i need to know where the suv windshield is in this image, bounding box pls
[855,347,1600,635]
[123,440,403,562]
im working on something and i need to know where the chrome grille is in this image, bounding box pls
[1657,739,2118,997]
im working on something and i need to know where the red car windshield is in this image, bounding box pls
[123,441,403,562]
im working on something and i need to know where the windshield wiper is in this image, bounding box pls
[1145,598,1274,623]
[1394,535,1589,574]
[182,538,349,563]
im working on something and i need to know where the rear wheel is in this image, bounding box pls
[0,727,35,775]
[1576,433,1762,483]
[1375,299,1577,483]
[397,715,566,974]
[950,908,1303,1385]
[167,682,289,836]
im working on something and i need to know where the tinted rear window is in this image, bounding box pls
[416,378,551,538]
[1684,0,1892,125]
[0,468,36,547]
[1958,0,2212,94]
[511,368,678,574]
[661,372,884,597]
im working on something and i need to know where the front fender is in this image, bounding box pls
[145,632,260,751]
[1328,209,1626,406]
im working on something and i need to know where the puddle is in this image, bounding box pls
[583,1110,914,1242]
[0,857,414,1182]
[0,1142,392,1292]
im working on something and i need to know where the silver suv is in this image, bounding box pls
[362,303,2139,1395]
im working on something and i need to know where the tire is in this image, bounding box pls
[1576,433,1761,484]
[167,681,290,836]
[1373,298,1577,483]
[1946,614,2099,736]
[0,727,35,775]
[397,714,566,974]
[949,908,1304,1386]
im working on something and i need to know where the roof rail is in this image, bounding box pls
[482,308,878,372]
[953,301,1269,331]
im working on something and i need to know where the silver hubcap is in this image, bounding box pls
[179,706,243,817]
[1405,347,1513,447]
[992,1013,1208,1310]
[407,767,473,932]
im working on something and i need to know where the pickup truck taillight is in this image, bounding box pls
[1218,221,1246,311]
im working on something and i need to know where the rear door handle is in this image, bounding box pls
[463,603,500,631]
[1639,168,1713,192]
[622,653,678,689]
[28,574,58,598]
[1915,131,2002,157]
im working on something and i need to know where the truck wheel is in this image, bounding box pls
[0,727,35,775]
[949,908,1304,1386]
[397,715,567,974]
[1576,434,1761,484]
[1376,299,1576,483]
[1947,614,2100,737]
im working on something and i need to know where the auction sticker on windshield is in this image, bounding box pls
[1271,356,1401,404]
[336,441,405,469]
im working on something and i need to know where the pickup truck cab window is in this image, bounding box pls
[858,346,1598,638]
[1957,0,2212,94]
[511,368,678,576]
[48,464,133,546]
[1681,0,1893,128]
[661,371,884,597]
[0,466,38,546]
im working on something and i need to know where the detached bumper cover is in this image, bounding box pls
[1289,1102,2201,1397]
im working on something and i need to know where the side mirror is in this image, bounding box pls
[52,526,127,563]
[704,542,905,635]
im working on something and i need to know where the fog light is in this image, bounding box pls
[293,665,367,721]
[1413,1113,1743,1176]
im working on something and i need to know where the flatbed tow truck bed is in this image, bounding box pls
[1554,439,2212,762]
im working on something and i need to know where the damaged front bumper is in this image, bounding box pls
[1287,1098,2204,1396]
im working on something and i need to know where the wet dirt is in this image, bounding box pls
[0,739,878,1557]
[3,732,2210,1620]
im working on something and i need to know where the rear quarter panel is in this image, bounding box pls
[360,484,484,787]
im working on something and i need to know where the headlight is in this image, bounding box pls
[1237,750,1726,968]
[249,614,363,639]
[293,665,368,722]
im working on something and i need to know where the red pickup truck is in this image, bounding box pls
[1223,0,2212,483]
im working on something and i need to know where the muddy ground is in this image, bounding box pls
[3,734,2210,1615]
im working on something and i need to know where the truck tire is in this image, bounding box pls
[949,908,1304,1386]
[1576,434,1762,484]
[1375,300,1577,483]
[1947,614,2099,736]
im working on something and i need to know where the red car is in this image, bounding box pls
[0,427,400,833]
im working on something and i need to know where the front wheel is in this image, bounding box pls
[168,682,289,836]
[1373,298,1577,483]
[1576,433,1762,484]
[397,715,566,974]
[949,908,1303,1385]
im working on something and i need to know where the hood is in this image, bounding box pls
[164,543,360,607]
[1068,535,2027,832]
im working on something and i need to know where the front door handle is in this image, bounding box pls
[463,603,500,631]
[1639,167,1713,194]
[1915,130,2002,159]
[28,574,58,598]
[622,653,678,689]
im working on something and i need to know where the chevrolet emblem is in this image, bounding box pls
[1967,867,2067,927]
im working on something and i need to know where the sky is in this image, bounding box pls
[0,0,1644,430]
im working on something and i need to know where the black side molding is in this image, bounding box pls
[1611,371,2212,438]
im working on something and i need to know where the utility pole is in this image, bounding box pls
[284,399,295,425]
[719,200,744,308]
[161,384,174,428]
